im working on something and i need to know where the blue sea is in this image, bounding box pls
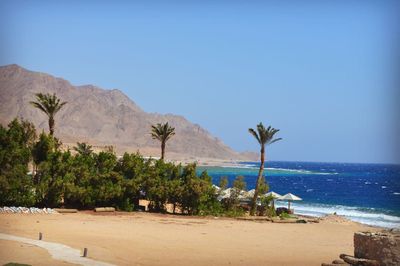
[197,161,400,228]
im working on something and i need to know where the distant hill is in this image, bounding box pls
[0,64,257,161]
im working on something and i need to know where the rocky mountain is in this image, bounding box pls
[0,64,256,161]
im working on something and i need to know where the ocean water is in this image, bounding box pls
[197,161,400,228]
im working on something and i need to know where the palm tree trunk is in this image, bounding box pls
[161,141,165,160]
[49,116,55,136]
[250,146,265,216]
[33,163,38,185]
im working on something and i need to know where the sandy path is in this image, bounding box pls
[0,212,376,266]
[0,239,77,266]
[0,233,114,266]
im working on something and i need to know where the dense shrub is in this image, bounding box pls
[0,120,36,206]
[0,118,257,217]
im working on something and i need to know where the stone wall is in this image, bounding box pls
[354,231,400,266]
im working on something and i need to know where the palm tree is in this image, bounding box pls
[73,142,93,156]
[248,122,282,216]
[151,122,175,160]
[30,93,67,136]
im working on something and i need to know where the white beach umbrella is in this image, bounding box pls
[218,188,233,200]
[246,189,274,199]
[246,190,282,199]
[265,191,282,199]
[246,189,255,198]
[218,188,247,200]
[237,191,249,200]
[278,193,302,210]
[212,185,221,191]
[265,191,282,209]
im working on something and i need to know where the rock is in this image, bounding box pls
[0,206,56,215]
[54,208,78,213]
[354,231,400,266]
[271,219,298,223]
[332,259,347,264]
[321,259,350,266]
[94,207,116,212]
[340,254,380,266]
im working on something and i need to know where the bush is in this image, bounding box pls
[0,117,242,217]
[257,195,276,217]
[0,120,36,206]
[279,212,297,219]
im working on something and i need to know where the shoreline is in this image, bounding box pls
[188,160,400,229]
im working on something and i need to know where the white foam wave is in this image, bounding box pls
[219,164,258,169]
[266,167,338,175]
[266,167,312,174]
[215,165,337,175]
[275,202,400,229]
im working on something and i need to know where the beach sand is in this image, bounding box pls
[0,212,377,266]
[0,239,77,266]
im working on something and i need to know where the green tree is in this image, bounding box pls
[116,152,149,210]
[63,148,96,208]
[20,119,38,150]
[231,175,246,208]
[168,177,183,214]
[32,133,57,166]
[144,159,177,212]
[32,132,59,185]
[73,142,93,156]
[92,152,123,207]
[0,119,36,206]
[196,171,222,216]
[30,93,67,136]
[220,175,247,216]
[218,176,228,191]
[35,150,73,207]
[65,151,124,209]
[151,122,175,160]
[179,164,219,215]
[248,123,281,216]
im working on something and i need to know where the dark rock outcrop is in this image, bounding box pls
[340,254,379,266]
[354,231,400,266]
[322,230,400,266]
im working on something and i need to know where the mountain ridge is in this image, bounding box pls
[0,64,257,161]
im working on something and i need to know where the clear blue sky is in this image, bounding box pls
[1,1,399,164]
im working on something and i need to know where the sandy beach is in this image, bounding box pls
[0,211,377,266]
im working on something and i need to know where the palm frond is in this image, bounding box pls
[250,122,281,146]
[151,122,175,142]
[268,137,282,145]
[31,92,67,117]
[30,101,49,115]
[248,128,261,144]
